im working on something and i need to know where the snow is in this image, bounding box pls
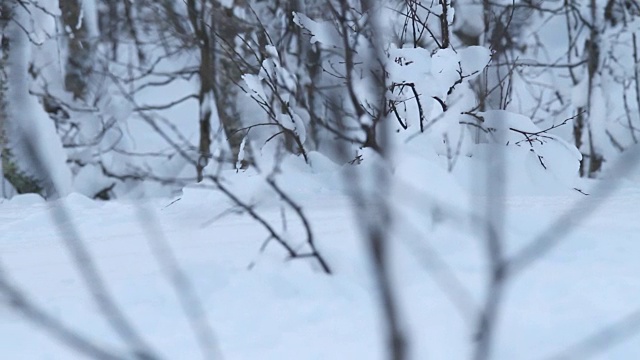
[81,0,99,37]
[459,46,492,77]
[4,5,73,197]
[453,3,484,38]
[219,0,234,9]
[293,13,343,49]
[1,155,640,359]
[2,1,640,359]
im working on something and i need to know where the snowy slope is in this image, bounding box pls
[1,179,639,359]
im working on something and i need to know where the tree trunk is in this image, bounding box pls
[582,0,604,177]
[59,0,94,101]
[212,0,253,169]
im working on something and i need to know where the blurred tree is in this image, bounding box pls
[0,1,43,196]
[59,0,95,101]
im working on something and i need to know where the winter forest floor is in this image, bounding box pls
[1,174,640,360]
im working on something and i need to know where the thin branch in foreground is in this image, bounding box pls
[0,270,125,360]
[48,201,162,360]
[508,150,640,275]
[135,207,223,360]
[26,141,161,360]
[546,308,640,360]
[393,215,477,326]
[473,106,509,360]
[328,0,408,356]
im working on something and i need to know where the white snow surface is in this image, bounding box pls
[1,159,639,359]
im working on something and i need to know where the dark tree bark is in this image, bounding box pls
[59,0,94,101]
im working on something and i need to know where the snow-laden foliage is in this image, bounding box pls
[242,1,582,195]
[7,0,639,199]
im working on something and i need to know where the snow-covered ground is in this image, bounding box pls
[4,1,640,359]
[1,168,639,360]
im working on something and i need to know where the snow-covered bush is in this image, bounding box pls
[241,1,582,194]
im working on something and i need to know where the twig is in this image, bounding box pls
[266,178,332,274]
